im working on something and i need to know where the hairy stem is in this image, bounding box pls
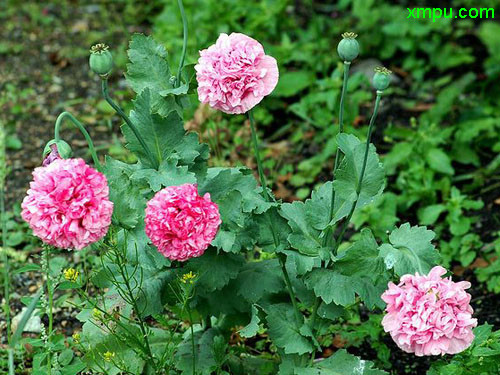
[327,62,351,231]
[176,0,188,87]
[101,79,158,169]
[333,93,382,252]
[54,111,102,170]
[248,111,271,201]
[247,110,302,327]
[309,62,352,363]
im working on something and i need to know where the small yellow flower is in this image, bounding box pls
[181,271,196,284]
[103,351,115,362]
[72,332,81,344]
[63,268,79,282]
[92,308,102,320]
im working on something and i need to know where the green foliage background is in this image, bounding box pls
[2,0,500,374]
[152,0,500,284]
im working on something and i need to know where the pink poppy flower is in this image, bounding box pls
[382,266,477,356]
[145,184,221,261]
[21,158,113,250]
[195,33,279,114]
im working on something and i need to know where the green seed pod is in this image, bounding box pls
[43,139,72,159]
[89,43,113,76]
[372,67,392,91]
[337,32,359,63]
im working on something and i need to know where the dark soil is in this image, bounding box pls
[0,0,148,350]
[1,3,149,209]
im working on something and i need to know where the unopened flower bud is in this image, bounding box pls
[43,139,72,165]
[89,44,113,76]
[337,32,359,63]
[373,67,392,92]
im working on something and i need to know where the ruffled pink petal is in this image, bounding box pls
[145,184,221,261]
[21,158,113,250]
[381,267,477,356]
[195,32,279,114]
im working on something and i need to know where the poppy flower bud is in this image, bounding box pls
[373,67,392,92]
[337,32,359,63]
[43,139,72,165]
[89,43,113,76]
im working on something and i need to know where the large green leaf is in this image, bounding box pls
[175,328,226,375]
[126,33,184,117]
[187,249,245,293]
[335,228,385,277]
[266,303,314,355]
[279,182,333,258]
[124,88,185,168]
[379,223,440,276]
[103,157,144,229]
[234,259,284,303]
[304,268,385,309]
[293,349,387,374]
[239,304,261,338]
[333,133,385,216]
[130,159,196,192]
[199,168,268,253]
[81,320,146,374]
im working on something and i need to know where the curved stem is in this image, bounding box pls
[176,0,188,87]
[247,110,302,326]
[101,79,158,169]
[54,112,102,170]
[333,93,382,252]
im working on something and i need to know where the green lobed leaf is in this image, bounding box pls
[294,349,387,374]
[235,259,284,303]
[304,268,385,309]
[335,228,385,278]
[379,223,440,276]
[333,133,385,217]
[126,33,184,117]
[124,88,185,168]
[200,167,268,253]
[279,182,333,257]
[266,303,314,355]
[175,328,224,375]
[103,157,144,229]
[256,207,292,253]
[130,159,196,192]
[187,248,245,293]
[239,304,261,338]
